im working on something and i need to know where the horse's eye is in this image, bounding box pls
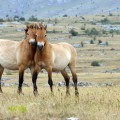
[45,34,47,37]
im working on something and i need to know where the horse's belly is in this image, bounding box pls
[0,60,18,70]
[0,53,18,70]
[52,59,69,72]
[52,50,71,71]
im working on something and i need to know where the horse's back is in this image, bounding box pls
[0,39,20,70]
[0,39,19,47]
[52,42,77,59]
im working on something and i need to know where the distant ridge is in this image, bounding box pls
[0,0,120,18]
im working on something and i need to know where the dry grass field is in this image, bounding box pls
[0,13,120,120]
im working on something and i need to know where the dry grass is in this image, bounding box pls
[1,13,120,119]
[1,86,120,120]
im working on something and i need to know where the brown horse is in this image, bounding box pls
[32,23,79,95]
[0,24,37,94]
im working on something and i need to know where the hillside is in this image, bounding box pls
[0,0,120,19]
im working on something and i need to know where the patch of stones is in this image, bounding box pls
[104,67,120,73]
[58,81,113,87]
[1,82,29,87]
[1,77,10,81]
[73,43,83,48]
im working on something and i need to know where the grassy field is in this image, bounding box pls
[1,86,120,120]
[0,13,120,119]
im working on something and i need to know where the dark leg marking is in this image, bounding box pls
[32,72,38,96]
[48,77,53,92]
[18,71,24,95]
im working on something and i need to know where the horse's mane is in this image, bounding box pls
[37,23,47,30]
[26,23,38,29]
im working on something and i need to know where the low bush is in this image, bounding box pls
[91,61,100,66]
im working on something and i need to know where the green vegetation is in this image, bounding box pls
[8,105,26,113]
[91,61,100,66]
[28,15,38,21]
[100,18,110,24]
[0,18,4,22]
[1,13,120,120]
[85,28,99,36]
[98,39,102,44]
[19,17,25,21]
[90,40,94,44]
[69,29,78,36]
[63,14,68,17]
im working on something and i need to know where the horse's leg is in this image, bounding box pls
[17,65,25,95]
[47,67,53,92]
[31,65,39,96]
[0,66,4,93]
[69,63,79,96]
[61,69,70,95]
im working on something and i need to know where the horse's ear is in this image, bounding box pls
[38,23,43,29]
[34,23,38,29]
[26,25,29,29]
[44,25,47,30]
[24,28,28,33]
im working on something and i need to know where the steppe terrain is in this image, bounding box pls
[0,13,120,119]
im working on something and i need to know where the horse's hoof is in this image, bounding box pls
[66,92,70,96]
[18,92,24,95]
[50,92,54,96]
[34,91,39,97]
[17,90,24,95]
[75,91,79,96]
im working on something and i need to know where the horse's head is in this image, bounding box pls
[36,23,47,51]
[24,23,37,47]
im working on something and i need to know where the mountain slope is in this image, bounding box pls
[0,0,120,18]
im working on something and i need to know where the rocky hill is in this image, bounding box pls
[0,0,120,18]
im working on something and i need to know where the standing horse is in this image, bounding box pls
[0,24,37,94]
[32,23,79,95]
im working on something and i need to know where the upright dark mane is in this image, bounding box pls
[24,23,38,38]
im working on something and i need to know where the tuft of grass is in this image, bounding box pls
[6,70,12,75]
[8,105,27,113]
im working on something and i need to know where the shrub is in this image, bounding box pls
[100,18,110,24]
[85,28,99,36]
[98,39,102,44]
[19,17,25,21]
[53,29,56,33]
[109,13,113,16]
[91,61,100,66]
[81,41,84,47]
[54,18,58,24]
[102,30,107,34]
[109,30,119,34]
[63,14,68,17]
[0,18,4,22]
[81,27,85,30]
[90,40,94,44]
[28,16,38,21]
[69,29,78,36]
[93,36,96,41]
[105,41,109,45]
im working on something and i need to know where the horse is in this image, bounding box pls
[0,24,37,95]
[32,23,79,96]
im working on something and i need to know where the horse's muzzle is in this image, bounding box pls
[30,42,37,47]
[38,45,44,51]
